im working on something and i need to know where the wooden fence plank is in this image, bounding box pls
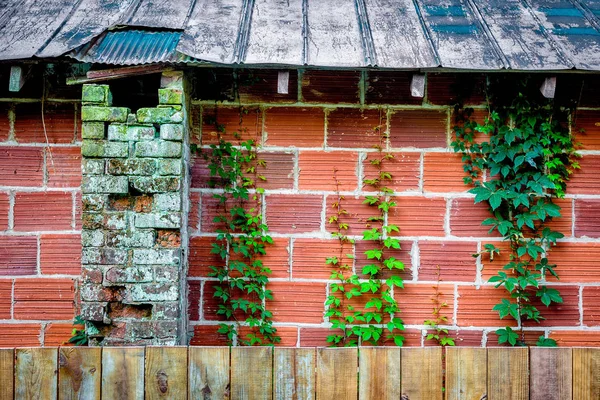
[316,348,358,400]
[188,347,230,399]
[358,347,400,400]
[59,347,101,400]
[101,347,144,400]
[15,347,58,400]
[145,346,187,400]
[487,348,528,400]
[446,347,487,400]
[274,347,315,400]
[530,347,572,400]
[231,346,273,399]
[573,348,600,400]
[0,349,14,400]
[400,347,442,400]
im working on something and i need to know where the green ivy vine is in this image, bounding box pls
[452,76,580,346]
[192,107,279,346]
[325,113,405,346]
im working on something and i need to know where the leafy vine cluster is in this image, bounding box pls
[192,107,279,346]
[452,76,579,346]
[325,114,406,346]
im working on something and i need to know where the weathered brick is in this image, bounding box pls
[327,108,384,148]
[423,152,470,192]
[104,212,128,230]
[153,302,179,320]
[13,278,75,320]
[298,151,358,191]
[155,266,179,281]
[387,197,446,237]
[137,107,183,124]
[153,193,181,211]
[362,152,420,192]
[0,147,44,187]
[134,141,182,158]
[188,192,200,232]
[424,330,483,347]
[389,110,448,148]
[418,241,478,282]
[48,147,82,188]
[158,88,183,105]
[125,283,179,302]
[575,199,600,237]
[106,159,156,175]
[80,284,124,302]
[132,249,180,265]
[82,122,106,139]
[14,192,73,231]
[264,107,325,148]
[82,84,112,105]
[82,159,104,175]
[82,247,128,265]
[82,230,104,247]
[82,194,106,212]
[81,267,103,284]
[81,140,128,158]
[80,302,107,322]
[82,176,129,194]
[81,106,129,122]
[135,212,181,228]
[129,176,180,193]
[108,124,155,141]
[106,231,155,248]
[40,234,81,275]
[157,159,182,175]
[160,123,183,140]
[266,194,323,234]
[105,266,154,283]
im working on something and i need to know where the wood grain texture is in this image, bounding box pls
[487,348,528,400]
[188,347,229,399]
[316,347,357,400]
[274,347,315,400]
[358,347,400,400]
[400,347,442,400]
[0,349,14,400]
[145,346,187,400]
[15,347,58,400]
[445,347,487,400]
[231,346,273,399]
[573,348,600,400]
[101,347,144,400]
[59,347,101,400]
[530,347,572,400]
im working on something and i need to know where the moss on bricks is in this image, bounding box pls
[82,122,106,139]
[158,88,183,105]
[82,84,112,105]
[137,107,183,124]
[82,106,130,122]
[82,141,128,158]
[82,176,129,194]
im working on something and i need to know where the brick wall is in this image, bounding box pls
[188,70,600,347]
[0,85,80,346]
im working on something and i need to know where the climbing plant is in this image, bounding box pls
[192,107,279,346]
[424,266,455,347]
[452,76,579,346]
[325,112,405,346]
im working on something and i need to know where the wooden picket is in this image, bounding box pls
[1,346,600,399]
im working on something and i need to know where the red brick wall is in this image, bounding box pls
[188,70,600,347]
[0,95,80,346]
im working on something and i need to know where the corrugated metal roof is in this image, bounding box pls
[2,0,600,71]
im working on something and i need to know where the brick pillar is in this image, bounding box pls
[80,72,186,345]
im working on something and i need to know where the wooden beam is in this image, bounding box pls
[67,65,173,85]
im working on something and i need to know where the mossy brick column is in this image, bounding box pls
[80,73,186,345]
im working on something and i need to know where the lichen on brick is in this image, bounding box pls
[129,177,180,193]
[108,124,155,141]
[134,212,181,229]
[82,122,106,139]
[134,140,182,158]
[107,159,156,176]
[158,88,183,105]
[81,141,128,158]
[136,107,183,124]
[82,106,130,122]
[159,123,183,140]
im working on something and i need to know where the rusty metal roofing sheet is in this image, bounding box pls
[2,0,600,71]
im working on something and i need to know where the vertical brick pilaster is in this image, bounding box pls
[80,73,185,345]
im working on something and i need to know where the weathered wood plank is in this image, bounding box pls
[573,348,600,400]
[400,347,442,400]
[487,348,528,400]
[101,347,144,400]
[231,346,273,399]
[188,347,230,399]
[0,349,14,400]
[145,346,187,400]
[59,347,101,400]
[446,347,487,400]
[316,348,357,400]
[15,347,58,400]
[274,347,315,400]
[358,347,400,400]
[530,347,572,400]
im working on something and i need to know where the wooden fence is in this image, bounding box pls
[0,346,599,399]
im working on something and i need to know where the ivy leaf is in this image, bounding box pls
[536,287,563,306]
[470,185,492,203]
[493,299,519,320]
[496,327,519,346]
[362,264,380,276]
[536,336,558,347]
[385,275,404,288]
[365,249,383,260]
